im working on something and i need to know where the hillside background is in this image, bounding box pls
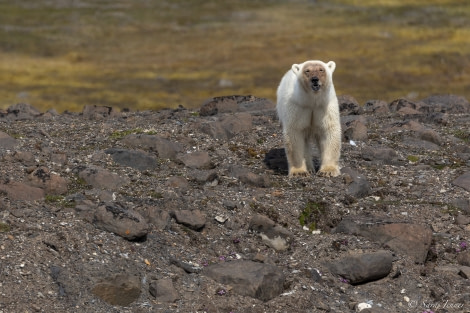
[0,0,469,112]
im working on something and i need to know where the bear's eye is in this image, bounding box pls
[319,68,324,72]
[305,69,310,73]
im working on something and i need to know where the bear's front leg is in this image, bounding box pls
[284,132,309,177]
[317,123,341,177]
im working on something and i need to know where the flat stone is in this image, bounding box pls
[28,166,68,195]
[199,112,253,140]
[76,165,129,190]
[326,251,393,284]
[361,147,399,165]
[93,202,149,240]
[121,134,183,159]
[0,181,44,201]
[149,278,179,302]
[458,266,470,279]
[453,171,470,192]
[203,260,285,301]
[0,131,18,150]
[166,176,189,190]
[343,120,368,141]
[177,151,212,169]
[341,167,371,198]
[338,95,363,115]
[6,103,41,120]
[172,209,206,231]
[105,148,158,171]
[364,100,389,115]
[335,218,432,263]
[92,274,141,306]
[229,165,271,188]
[457,251,470,266]
[82,105,118,119]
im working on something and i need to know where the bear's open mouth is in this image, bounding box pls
[311,83,321,91]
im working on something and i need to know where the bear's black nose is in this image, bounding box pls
[311,77,319,84]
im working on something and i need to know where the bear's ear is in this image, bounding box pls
[327,61,336,73]
[291,64,301,74]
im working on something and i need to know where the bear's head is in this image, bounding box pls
[291,60,335,93]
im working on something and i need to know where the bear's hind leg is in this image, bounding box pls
[284,132,309,177]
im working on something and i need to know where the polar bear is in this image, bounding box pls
[276,60,341,177]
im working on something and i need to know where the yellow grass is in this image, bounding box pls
[0,0,469,112]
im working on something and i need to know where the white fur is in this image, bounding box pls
[276,60,341,177]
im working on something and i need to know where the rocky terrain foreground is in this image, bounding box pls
[0,94,469,313]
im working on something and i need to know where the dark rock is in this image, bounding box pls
[82,105,118,119]
[140,206,171,230]
[453,171,470,192]
[326,250,393,284]
[458,266,470,279]
[203,260,285,301]
[28,166,68,195]
[389,98,426,114]
[187,170,218,184]
[199,112,253,140]
[0,181,45,201]
[361,146,399,165]
[93,202,149,240]
[149,278,179,302]
[420,94,470,113]
[200,95,274,116]
[49,265,69,298]
[402,137,440,151]
[177,151,212,169]
[341,167,371,198]
[417,129,443,146]
[166,176,189,190]
[0,131,18,150]
[91,274,141,306]
[172,209,206,231]
[457,251,470,267]
[76,165,129,190]
[452,198,470,213]
[364,100,390,115]
[229,165,271,187]
[335,218,432,263]
[338,95,363,115]
[418,112,449,125]
[121,134,183,159]
[105,148,157,171]
[343,120,368,141]
[200,96,238,116]
[6,103,41,120]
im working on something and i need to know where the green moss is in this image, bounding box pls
[453,130,470,143]
[407,155,419,163]
[0,222,11,233]
[110,128,144,140]
[299,200,327,232]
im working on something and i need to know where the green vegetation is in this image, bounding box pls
[299,200,327,231]
[453,130,470,143]
[0,222,11,233]
[45,194,76,208]
[0,0,469,112]
[407,155,420,163]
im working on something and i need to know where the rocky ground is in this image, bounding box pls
[0,94,469,313]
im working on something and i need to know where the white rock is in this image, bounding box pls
[357,302,372,311]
